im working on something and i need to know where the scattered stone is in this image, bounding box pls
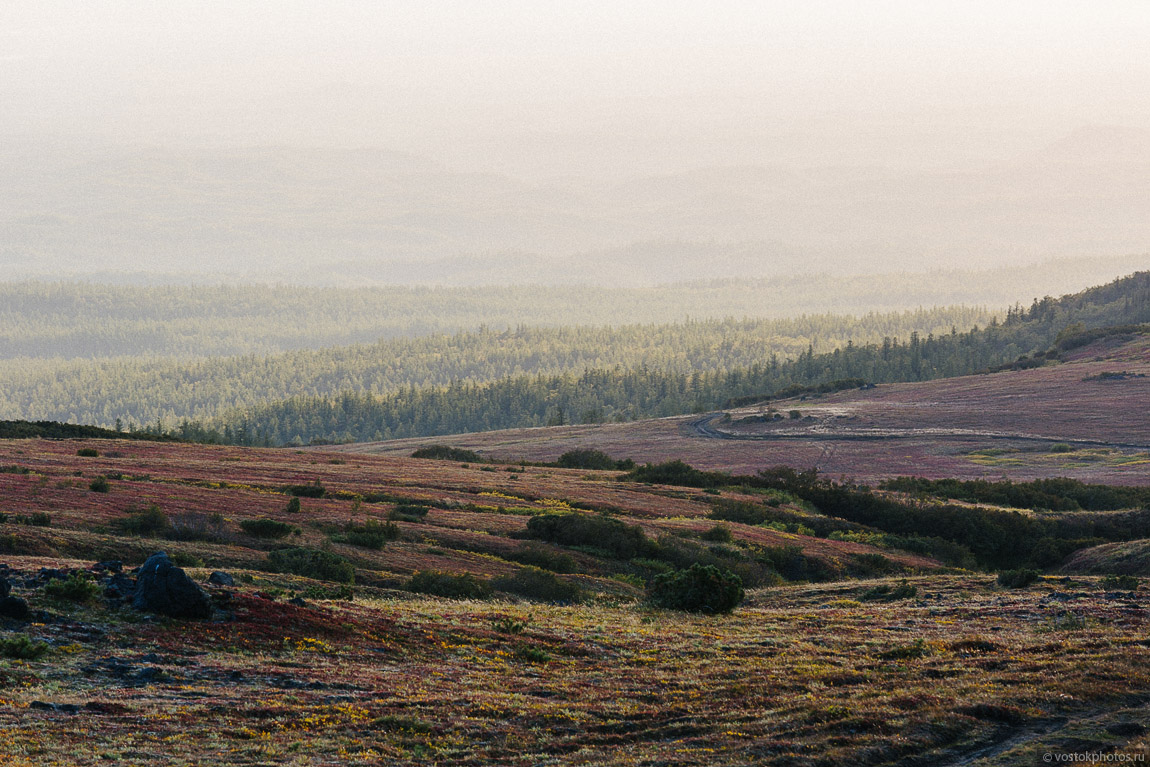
[132,552,212,619]
[91,561,122,574]
[104,572,137,602]
[135,667,169,684]
[28,701,79,714]
[207,571,235,587]
[0,595,31,621]
[1107,721,1147,737]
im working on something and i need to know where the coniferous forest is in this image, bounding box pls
[17,271,1139,446]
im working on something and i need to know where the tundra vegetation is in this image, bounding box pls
[1,436,1149,764]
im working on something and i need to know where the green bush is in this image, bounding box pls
[555,449,630,470]
[647,563,744,613]
[997,569,1040,589]
[389,503,431,522]
[625,460,727,489]
[283,481,326,498]
[1100,574,1140,591]
[700,524,733,543]
[12,512,51,527]
[285,497,301,514]
[524,512,651,559]
[860,580,917,601]
[76,447,100,457]
[411,445,484,462]
[267,547,355,584]
[88,475,110,493]
[512,645,551,663]
[406,570,492,599]
[166,511,229,543]
[240,518,299,539]
[170,551,204,568]
[301,583,355,601]
[492,566,583,604]
[505,544,577,573]
[115,504,170,536]
[332,519,398,550]
[0,634,50,660]
[879,638,933,660]
[44,573,101,604]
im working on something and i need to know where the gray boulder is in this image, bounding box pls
[132,552,212,619]
[0,596,30,621]
[207,571,235,587]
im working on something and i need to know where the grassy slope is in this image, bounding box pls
[343,332,1150,485]
[0,440,1149,764]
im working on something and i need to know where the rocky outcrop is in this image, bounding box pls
[132,552,212,619]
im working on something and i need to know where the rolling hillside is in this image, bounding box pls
[2,436,1149,764]
[339,329,1150,485]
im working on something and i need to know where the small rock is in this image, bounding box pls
[288,597,308,607]
[29,701,56,711]
[207,571,235,587]
[132,552,212,620]
[92,560,122,574]
[135,667,168,684]
[0,595,31,621]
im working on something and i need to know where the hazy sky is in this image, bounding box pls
[4,1,1149,176]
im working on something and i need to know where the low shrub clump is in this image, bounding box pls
[267,547,355,584]
[0,634,50,660]
[44,573,101,604]
[88,475,111,493]
[997,569,1040,589]
[860,580,918,602]
[647,563,744,613]
[240,518,299,539]
[300,583,355,601]
[700,524,733,543]
[388,503,430,522]
[406,570,492,599]
[524,512,651,559]
[167,511,229,543]
[12,512,51,527]
[76,447,99,457]
[411,445,484,462]
[555,449,633,471]
[331,519,398,550]
[505,544,578,573]
[492,567,583,604]
[115,504,170,537]
[1100,574,1140,591]
[283,481,326,498]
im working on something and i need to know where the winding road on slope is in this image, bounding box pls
[686,412,1150,452]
